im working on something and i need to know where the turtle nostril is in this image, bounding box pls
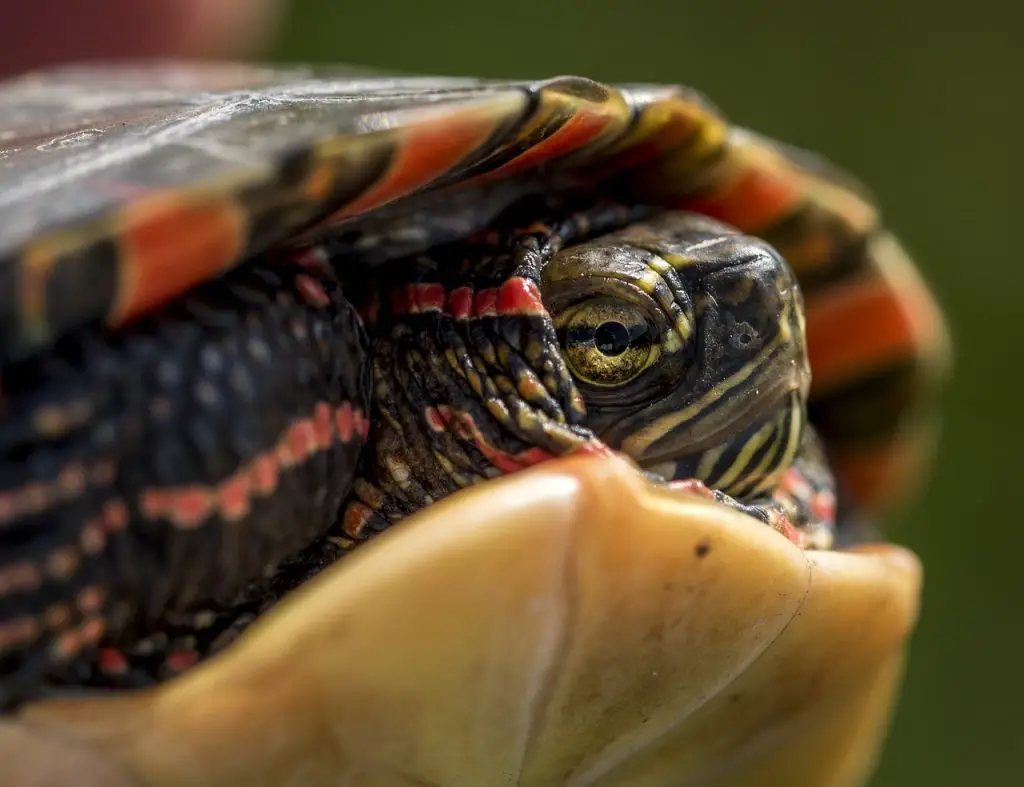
[730,322,758,349]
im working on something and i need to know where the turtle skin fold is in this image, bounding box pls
[3,454,921,787]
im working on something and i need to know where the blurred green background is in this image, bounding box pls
[268,1,1021,784]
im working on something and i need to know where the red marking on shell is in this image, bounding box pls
[98,647,130,675]
[295,273,332,309]
[0,617,39,649]
[474,289,498,318]
[449,286,473,320]
[835,424,934,514]
[140,401,367,529]
[113,198,246,325]
[681,158,803,233]
[333,108,504,221]
[484,101,621,180]
[497,277,546,317]
[165,650,200,673]
[806,274,930,393]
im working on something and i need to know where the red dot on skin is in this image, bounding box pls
[251,455,279,495]
[174,489,212,529]
[313,402,334,448]
[336,402,354,443]
[99,648,130,675]
[165,649,200,673]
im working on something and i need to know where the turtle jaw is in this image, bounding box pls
[630,378,806,498]
[605,330,811,496]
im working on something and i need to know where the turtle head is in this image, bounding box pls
[543,212,811,499]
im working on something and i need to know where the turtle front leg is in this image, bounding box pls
[0,258,371,707]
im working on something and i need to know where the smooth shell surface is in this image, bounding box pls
[5,454,920,787]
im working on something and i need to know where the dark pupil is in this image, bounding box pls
[594,321,631,356]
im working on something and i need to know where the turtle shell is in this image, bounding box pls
[0,62,949,510]
[0,62,951,786]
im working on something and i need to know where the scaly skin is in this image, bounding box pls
[0,199,834,708]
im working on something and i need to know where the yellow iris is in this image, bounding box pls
[558,300,659,387]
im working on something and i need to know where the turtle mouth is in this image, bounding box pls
[634,371,803,473]
[628,346,808,493]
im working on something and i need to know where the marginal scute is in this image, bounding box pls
[10,455,920,787]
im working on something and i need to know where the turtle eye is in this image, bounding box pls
[559,300,659,387]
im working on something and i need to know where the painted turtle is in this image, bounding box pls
[0,63,950,785]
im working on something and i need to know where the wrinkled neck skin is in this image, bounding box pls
[336,210,834,552]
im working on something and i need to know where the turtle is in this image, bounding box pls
[0,62,950,786]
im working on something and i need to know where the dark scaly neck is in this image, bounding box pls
[337,245,605,544]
